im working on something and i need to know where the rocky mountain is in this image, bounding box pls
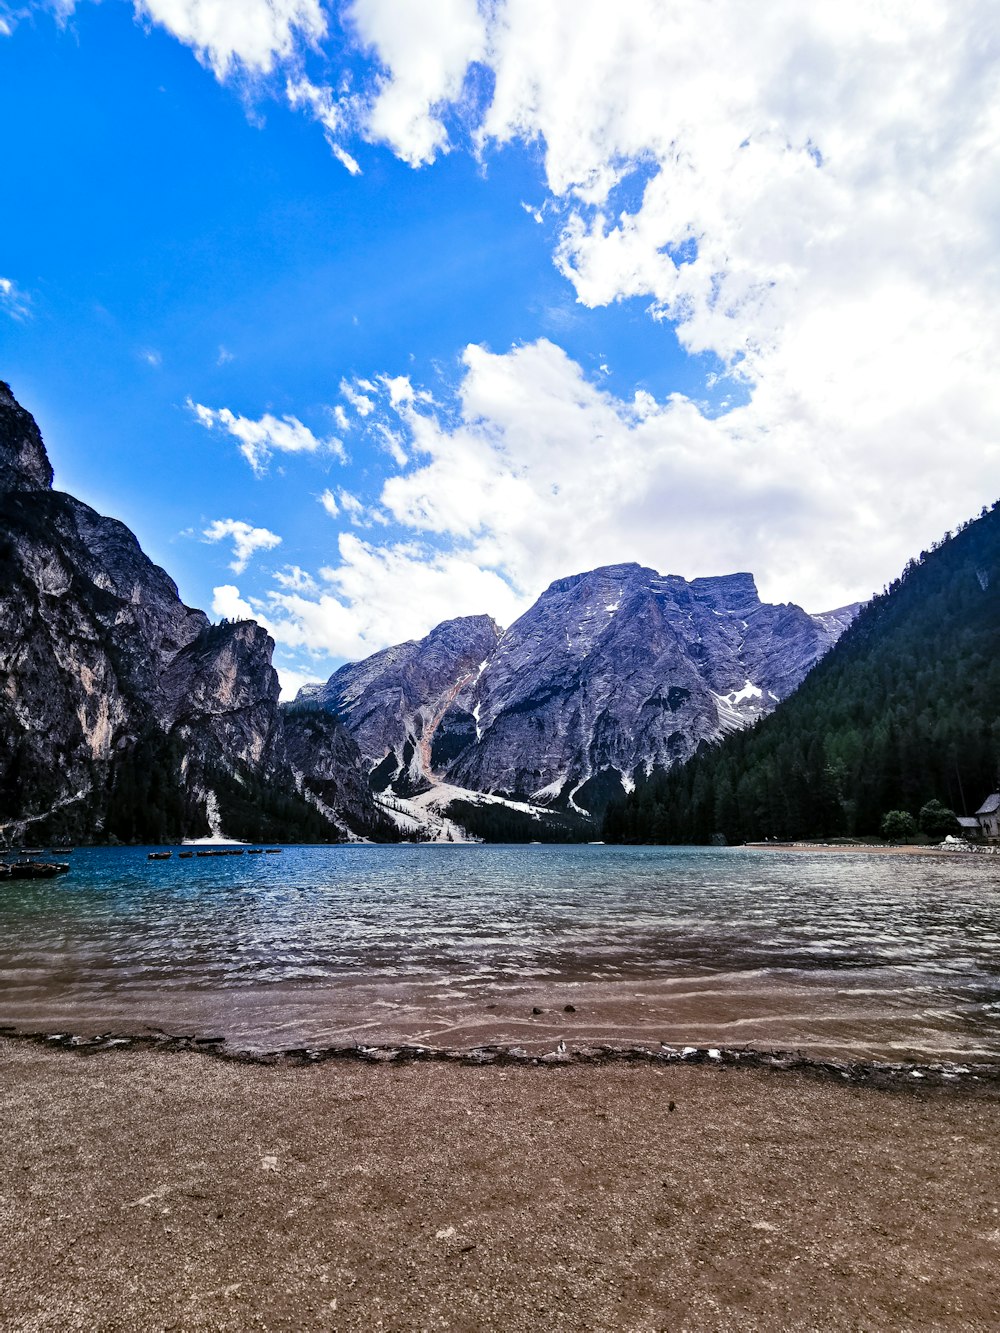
[0,381,386,844]
[305,561,857,816]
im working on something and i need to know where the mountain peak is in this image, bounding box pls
[689,571,760,611]
[544,563,652,597]
[0,381,54,492]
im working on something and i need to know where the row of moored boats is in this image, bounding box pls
[149,848,283,860]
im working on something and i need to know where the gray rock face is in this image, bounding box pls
[303,615,500,794]
[0,382,53,491]
[0,382,380,843]
[312,562,857,814]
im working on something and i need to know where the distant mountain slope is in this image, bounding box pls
[0,381,388,844]
[604,502,1000,844]
[304,561,855,815]
[300,615,501,795]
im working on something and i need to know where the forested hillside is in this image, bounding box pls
[604,502,1000,844]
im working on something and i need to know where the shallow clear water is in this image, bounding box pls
[2,844,999,1059]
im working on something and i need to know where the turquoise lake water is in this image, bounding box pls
[1,844,999,1060]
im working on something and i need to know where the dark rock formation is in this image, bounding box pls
[282,702,391,837]
[0,382,382,843]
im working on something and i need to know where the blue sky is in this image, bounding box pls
[2,2,999,694]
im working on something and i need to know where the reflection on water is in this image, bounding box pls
[1,844,998,1058]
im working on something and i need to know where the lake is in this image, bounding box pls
[1,844,999,1063]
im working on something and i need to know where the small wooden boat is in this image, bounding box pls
[148,851,172,861]
[247,848,264,854]
[178,851,194,859]
[264,848,283,854]
[20,847,43,856]
[3,860,70,879]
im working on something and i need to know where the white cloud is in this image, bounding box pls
[339,379,374,417]
[318,488,339,518]
[348,0,487,166]
[286,76,362,173]
[189,399,345,475]
[203,518,282,574]
[374,423,407,467]
[273,564,318,593]
[0,276,29,319]
[337,489,366,525]
[217,345,234,365]
[343,337,997,612]
[330,142,362,176]
[212,583,257,621]
[134,0,326,77]
[225,532,524,662]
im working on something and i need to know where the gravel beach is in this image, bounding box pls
[2,1038,999,1331]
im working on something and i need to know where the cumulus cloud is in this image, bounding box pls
[348,0,487,166]
[203,518,282,573]
[211,583,257,621]
[337,0,1000,606]
[197,308,999,667]
[133,0,326,77]
[221,531,524,663]
[371,339,854,607]
[189,399,345,475]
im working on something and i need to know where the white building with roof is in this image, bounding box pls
[974,793,1000,839]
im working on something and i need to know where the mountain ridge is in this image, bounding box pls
[303,559,858,816]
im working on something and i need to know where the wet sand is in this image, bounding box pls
[5,965,1000,1066]
[2,1037,999,1331]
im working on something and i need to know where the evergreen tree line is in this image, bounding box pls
[103,728,346,844]
[604,501,1000,845]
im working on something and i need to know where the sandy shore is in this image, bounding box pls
[2,1039,999,1331]
[744,840,997,856]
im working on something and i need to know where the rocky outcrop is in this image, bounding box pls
[282,703,391,837]
[0,381,382,843]
[308,562,857,816]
